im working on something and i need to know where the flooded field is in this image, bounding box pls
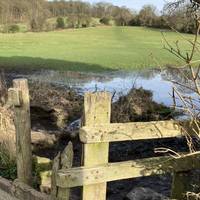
[9,67,194,107]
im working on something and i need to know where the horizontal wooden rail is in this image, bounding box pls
[56,156,167,188]
[80,120,183,143]
[56,152,200,188]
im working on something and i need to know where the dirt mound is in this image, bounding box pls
[29,83,83,130]
[112,88,174,123]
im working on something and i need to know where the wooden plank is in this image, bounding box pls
[82,92,111,200]
[56,152,200,188]
[56,156,167,188]
[57,142,74,200]
[80,120,182,143]
[13,79,32,186]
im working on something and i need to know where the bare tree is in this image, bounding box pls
[138,5,157,27]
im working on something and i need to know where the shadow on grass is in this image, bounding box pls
[0,56,115,73]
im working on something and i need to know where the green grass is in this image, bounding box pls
[0,26,197,72]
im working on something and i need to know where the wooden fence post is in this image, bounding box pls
[82,92,111,200]
[51,142,73,200]
[11,79,32,186]
[171,171,191,200]
[57,142,73,200]
[51,152,60,199]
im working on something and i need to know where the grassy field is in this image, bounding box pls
[0,26,197,72]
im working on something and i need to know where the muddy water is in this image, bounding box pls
[12,67,195,107]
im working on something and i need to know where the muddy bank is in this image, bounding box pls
[112,87,174,123]
[29,84,176,132]
[30,83,83,131]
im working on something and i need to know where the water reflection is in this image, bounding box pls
[12,67,198,107]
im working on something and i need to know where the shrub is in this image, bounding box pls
[8,24,20,33]
[44,21,56,32]
[0,143,39,187]
[100,17,110,25]
[56,17,65,29]
[0,143,17,180]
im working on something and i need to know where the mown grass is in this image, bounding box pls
[0,26,197,72]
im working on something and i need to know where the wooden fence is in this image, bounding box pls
[4,78,200,200]
[55,92,200,200]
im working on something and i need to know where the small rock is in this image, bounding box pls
[64,119,81,138]
[67,119,81,132]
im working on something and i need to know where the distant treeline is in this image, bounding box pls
[0,0,196,33]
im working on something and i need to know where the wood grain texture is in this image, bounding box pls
[7,88,21,106]
[171,171,190,200]
[13,79,32,186]
[57,156,167,188]
[51,152,60,198]
[82,92,111,200]
[57,142,73,200]
[80,120,182,143]
[170,152,200,200]
[57,152,200,188]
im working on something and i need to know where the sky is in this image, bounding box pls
[82,0,168,11]
[48,0,172,11]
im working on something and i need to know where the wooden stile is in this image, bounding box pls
[7,85,198,200]
[82,92,111,200]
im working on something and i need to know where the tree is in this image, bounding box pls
[161,11,200,199]
[92,2,113,18]
[138,5,157,27]
[0,0,49,32]
[28,0,49,32]
[163,3,197,33]
[114,7,133,26]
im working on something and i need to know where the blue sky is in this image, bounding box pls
[48,1,170,11]
[83,0,167,11]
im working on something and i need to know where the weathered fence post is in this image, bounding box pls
[82,92,111,200]
[171,171,191,200]
[51,142,73,200]
[9,79,32,186]
[57,142,73,200]
[51,152,60,199]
